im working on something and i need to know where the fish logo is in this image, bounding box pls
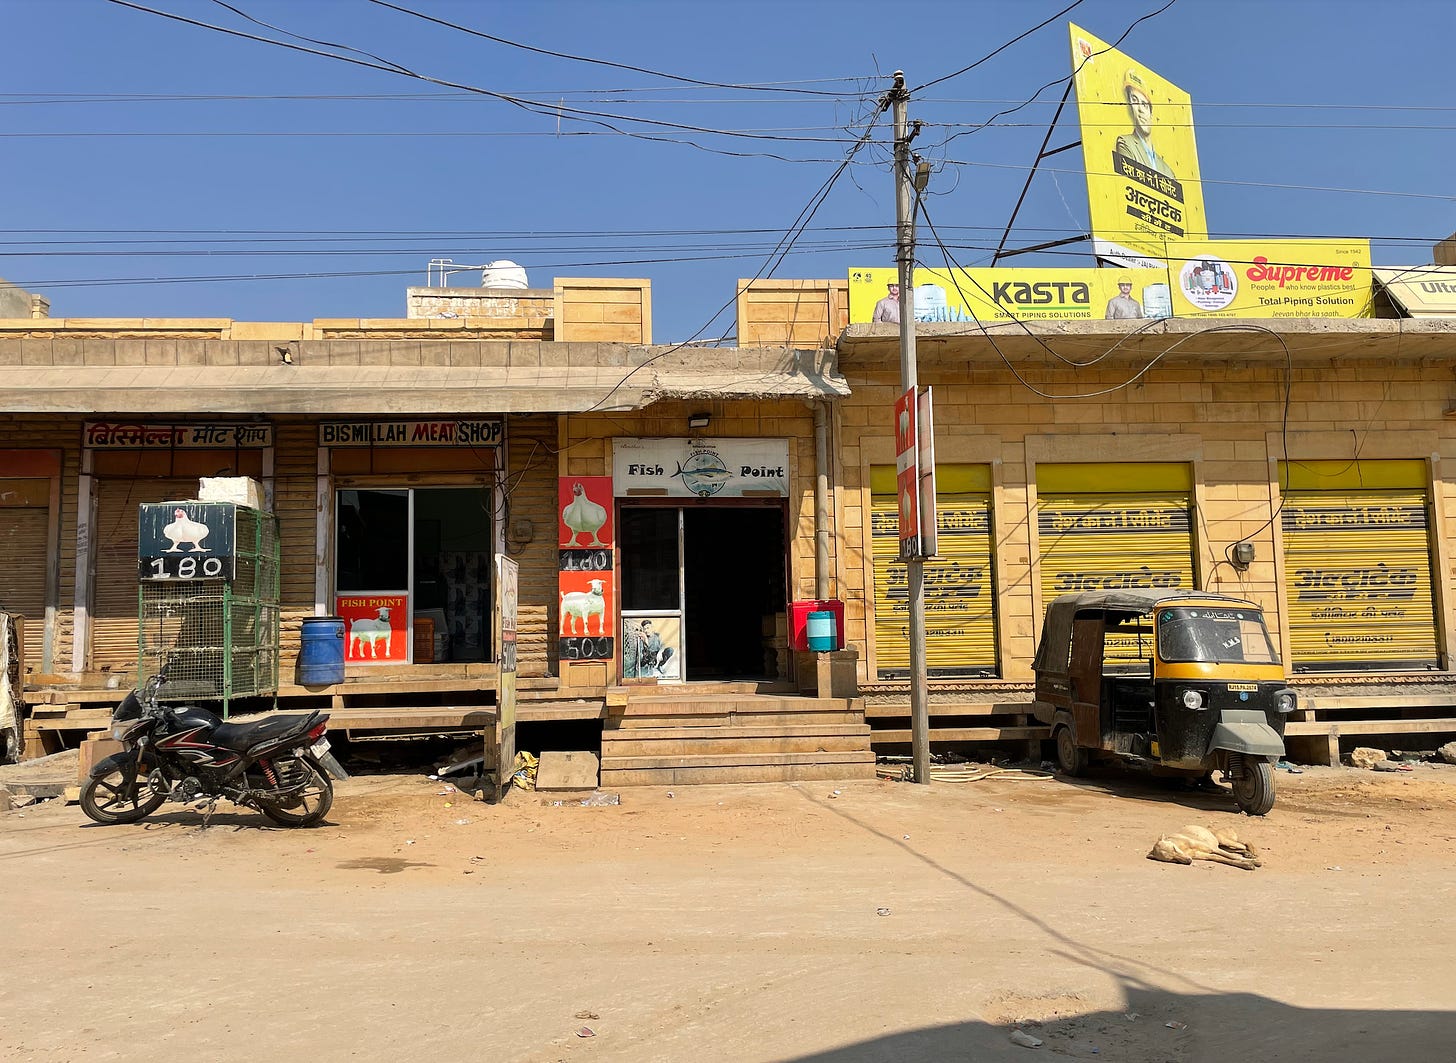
[674,449,733,497]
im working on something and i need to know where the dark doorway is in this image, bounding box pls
[682,506,786,680]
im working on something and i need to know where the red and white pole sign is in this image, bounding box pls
[894,387,937,560]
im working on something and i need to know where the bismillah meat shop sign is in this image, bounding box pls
[318,420,503,448]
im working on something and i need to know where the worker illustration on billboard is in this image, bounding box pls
[872,281,901,324]
[1114,69,1174,180]
[1104,279,1145,320]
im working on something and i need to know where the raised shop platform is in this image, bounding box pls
[859,677,1456,767]
[19,666,608,758]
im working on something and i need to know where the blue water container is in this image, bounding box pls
[806,610,837,653]
[298,616,346,686]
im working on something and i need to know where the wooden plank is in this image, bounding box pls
[870,726,1050,744]
[864,701,1035,719]
[1286,718,1456,736]
[603,723,869,743]
[602,762,878,786]
[601,749,875,772]
[1301,694,1456,711]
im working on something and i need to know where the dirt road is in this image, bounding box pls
[3,761,1454,1062]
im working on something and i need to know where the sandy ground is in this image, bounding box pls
[2,757,1454,1063]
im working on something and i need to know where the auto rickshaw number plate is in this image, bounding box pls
[1227,682,1258,691]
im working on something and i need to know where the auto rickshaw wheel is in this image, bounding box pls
[1055,725,1087,777]
[1230,755,1276,816]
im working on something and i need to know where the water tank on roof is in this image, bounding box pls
[481,260,528,289]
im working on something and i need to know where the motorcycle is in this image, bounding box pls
[81,669,343,828]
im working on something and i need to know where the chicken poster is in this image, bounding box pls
[559,477,613,549]
[558,477,614,662]
[335,594,409,664]
[138,502,236,581]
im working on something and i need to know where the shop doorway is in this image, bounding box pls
[335,486,492,663]
[619,504,787,682]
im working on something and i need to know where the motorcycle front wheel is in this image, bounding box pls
[80,758,166,825]
[257,756,333,827]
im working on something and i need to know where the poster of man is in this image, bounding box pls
[622,616,680,680]
[871,281,901,323]
[1070,22,1207,269]
[1104,278,1144,319]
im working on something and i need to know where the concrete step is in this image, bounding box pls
[602,726,871,759]
[600,750,878,787]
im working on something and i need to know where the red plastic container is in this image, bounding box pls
[789,599,844,652]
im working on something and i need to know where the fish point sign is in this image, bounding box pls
[612,438,789,498]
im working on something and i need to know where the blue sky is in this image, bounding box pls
[4,0,1453,341]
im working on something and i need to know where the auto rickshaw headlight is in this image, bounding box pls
[1276,691,1296,713]
[1181,689,1204,709]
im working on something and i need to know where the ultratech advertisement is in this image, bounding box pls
[1070,22,1207,269]
[849,266,1169,323]
[1164,239,1372,318]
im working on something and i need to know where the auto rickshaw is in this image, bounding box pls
[1031,588,1294,815]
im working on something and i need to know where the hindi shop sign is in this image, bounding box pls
[319,420,503,448]
[85,422,272,449]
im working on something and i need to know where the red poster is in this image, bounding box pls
[558,571,612,637]
[336,593,409,664]
[559,476,614,548]
[894,388,920,548]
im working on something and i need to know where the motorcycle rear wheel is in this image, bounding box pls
[257,756,333,827]
[80,762,165,825]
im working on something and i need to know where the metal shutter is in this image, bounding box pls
[91,478,196,673]
[871,472,997,680]
[1282,490,1438,671]
[0,507,49,671]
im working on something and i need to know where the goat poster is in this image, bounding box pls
[336,594,409,664]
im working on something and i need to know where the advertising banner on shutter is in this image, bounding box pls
[1069,22,1207,269]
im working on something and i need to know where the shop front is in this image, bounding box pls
[319,419,503,667]
[0,449,61,672]
[610,437,792,683]
[1279,459,1440,672]
[80,421,272,674]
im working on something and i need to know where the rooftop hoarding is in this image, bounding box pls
[850,244,1374,324]
[1069,22,1208,269]
[849,266,1170,324]
[1164,239,1373,318]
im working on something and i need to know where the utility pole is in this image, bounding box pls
[891,72,931,785]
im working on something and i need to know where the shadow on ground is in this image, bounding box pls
[785,985,1455,1062]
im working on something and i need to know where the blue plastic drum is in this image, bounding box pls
[298,616,346,686]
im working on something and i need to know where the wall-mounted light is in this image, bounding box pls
[1230,541,1256,570]
[687,412,711,430]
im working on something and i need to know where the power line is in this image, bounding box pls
[103,0,881,155]
[364,0,849,97]
[913,0,1089,92]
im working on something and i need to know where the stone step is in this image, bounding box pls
[600,750,878,787]
[602,726,871,759]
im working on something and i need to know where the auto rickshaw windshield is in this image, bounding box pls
[1156,607,1280,664]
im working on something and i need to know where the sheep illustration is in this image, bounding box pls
[560,579,606,636]
[162,508,210,553]
[349,607,393,658]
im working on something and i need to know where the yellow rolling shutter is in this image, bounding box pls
[92,478,196,673]
[1282,490,1438,671]
[871,465,997,679]
[0,503,49,672]
[1036,464,1194,610]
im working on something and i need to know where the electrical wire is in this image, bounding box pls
[913,0,1088,92]
[364,0,850,97]
[103,0,881,154]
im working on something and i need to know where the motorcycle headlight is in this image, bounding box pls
[1181,689,1204,710]
[1276,691,1296,714]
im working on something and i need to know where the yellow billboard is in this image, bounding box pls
[849,266,1169,324]
[1070,23,1207,268]
[1164,239,1373,318]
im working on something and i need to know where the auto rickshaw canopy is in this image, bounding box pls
[1032,588,1266,677]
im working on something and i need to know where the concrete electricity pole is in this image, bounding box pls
[890,72,931,784]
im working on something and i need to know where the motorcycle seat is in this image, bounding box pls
[210,713,319,753]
